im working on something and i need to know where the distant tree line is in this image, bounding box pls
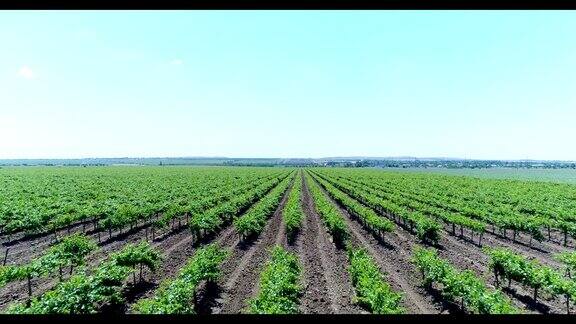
[1,158,575,169]
[354,160,576,169]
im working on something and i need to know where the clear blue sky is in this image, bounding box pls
[1,11,575,160]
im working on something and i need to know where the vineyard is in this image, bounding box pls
[1,166,576,314]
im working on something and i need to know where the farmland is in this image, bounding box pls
[1,166,576,314]
[388,167,576,185]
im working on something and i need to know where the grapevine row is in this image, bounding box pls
[234,174,294,240]
[303,171,404,313]
[249,246,302,314]
[283,171,304,242]
[132,243,229,314]
[7,241,161,314]
[0,234,96,297]
[412,247,518,314]
[310,171,440,244]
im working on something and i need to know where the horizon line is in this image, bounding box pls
[0,156,575,163]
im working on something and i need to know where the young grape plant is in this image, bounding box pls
[7,241,161,314]
[304,172,349,245]
[486,247,576,313]
[0,233,96,297]
[412,246,518,314]
[283,171,304,242]
[249,246,302,314]
[132,243,229,314]
[347,246,403,314]
[234,175,293,241]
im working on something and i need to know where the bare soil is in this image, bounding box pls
[308,174,443,314]
[211,180,293,314]
[299,173,363,314]
[2,171,573,314]
[308,172,571,314]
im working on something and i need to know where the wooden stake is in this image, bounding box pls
[3,248,9,266]
[27,275,32,298]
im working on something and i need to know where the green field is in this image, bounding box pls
[384,167,576,184]
[2,166,576,314]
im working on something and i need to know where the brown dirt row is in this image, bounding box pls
[339,175,572,263]
[465,227,565,268]
[298,173,363,314]
[377,207,566,271]
[433,230,567,314]
[307,172,442,314]
[0,174,290,313]
[486,229,575,253]
[211,180,293,314]
[430,215,572,267]
[123,178,294,313]
[1,218,94,252]
[2,216,172,266]
[310,172,570,314]
[0,176,279,265]
[124,185,289,314]
[548,231,575,249]
[0,219,192,311]
[118,230,199,313]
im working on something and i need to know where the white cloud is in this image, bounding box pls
[170,59,184,65]
[17,65,35,79]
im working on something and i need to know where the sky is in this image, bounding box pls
[1,10,575,160]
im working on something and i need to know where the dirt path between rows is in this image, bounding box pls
[310,172,569,314]
[434,230,566,314]
[0,177,280,266]
[107,177,293,313]
[307,172,441,314]
[0,176,287,312]
[211,180,292,314]
[339,176,570,268]
[2,217,154,266]
[298,173,363,314]
[1,219,96,262]
[365,195,569,313]
[0,220,193,312]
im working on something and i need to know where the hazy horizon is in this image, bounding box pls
[2,11,576,160]
[0,155,574,163]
